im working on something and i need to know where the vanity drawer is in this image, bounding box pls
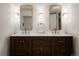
[12,37,26,48]
[31,37,50,46]
[56,38,65,44]
[32,46,50,56]
[15,39,26,45]
[29,37,51,55]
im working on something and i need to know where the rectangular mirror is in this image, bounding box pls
[20,5,33,31]
[49,5,61,31]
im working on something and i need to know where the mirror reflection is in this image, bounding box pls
[20,5,33,31]
[49,5,61,32]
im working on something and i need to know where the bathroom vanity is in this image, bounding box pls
[9,34,73,56]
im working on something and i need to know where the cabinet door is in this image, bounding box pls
[51,37,65,56]
[64,37,73,55]
[10,37,15,55]
[10,37,29,56]
[50,37,55,55]
[29,37,51,56]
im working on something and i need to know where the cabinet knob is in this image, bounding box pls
[40,48,43,51]
[58,41,63,43]
[40,40,43,43]
[20,40,24,43]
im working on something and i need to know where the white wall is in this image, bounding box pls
[0,4,12,56]
[32,4,49,33]
[0,3,20,56]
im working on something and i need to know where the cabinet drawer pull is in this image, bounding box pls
[40,48,43,51]
[40,41,44,43]
[19,41,24,43]
[58,41,63,43]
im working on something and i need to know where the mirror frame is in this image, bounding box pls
[49,5,62,31]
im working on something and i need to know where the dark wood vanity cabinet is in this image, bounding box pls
[10,36,73,56]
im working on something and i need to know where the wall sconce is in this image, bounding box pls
[17,12,20,16]
[62,13,69,16]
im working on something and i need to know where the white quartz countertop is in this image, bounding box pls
[10,33,73,37]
